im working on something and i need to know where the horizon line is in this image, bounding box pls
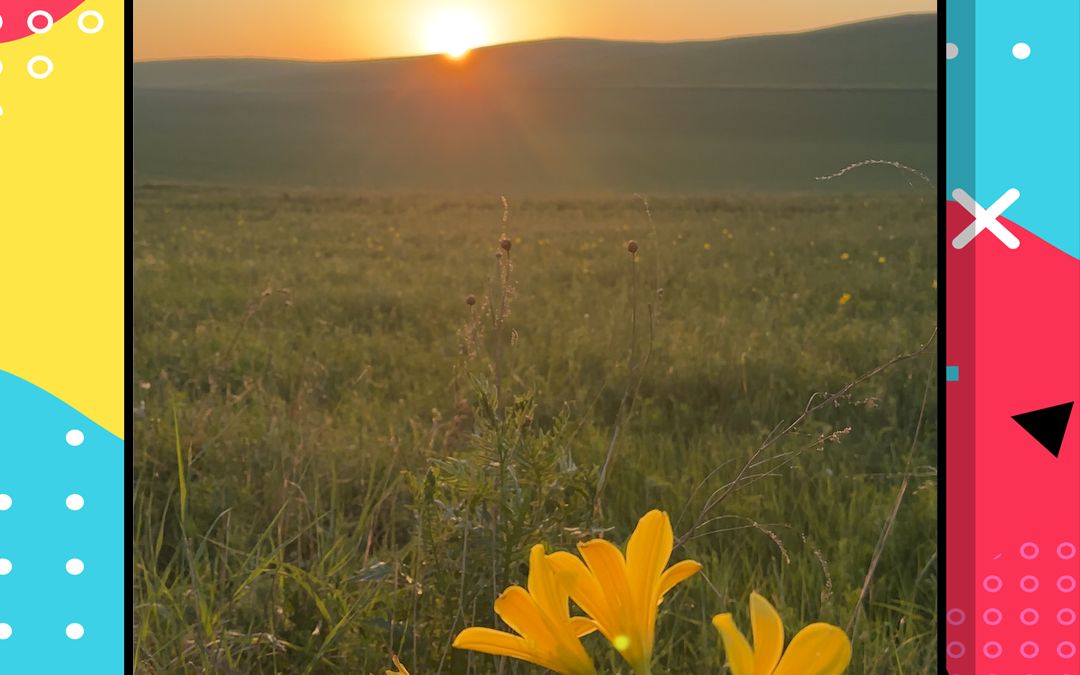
[134,10,934,65]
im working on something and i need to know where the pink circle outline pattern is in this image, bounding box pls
[983,607,1003,625]
[1058,607,1077,625]
[1059,541,1077,560]
[1019,641,1039,659]
[983,574,1003,592]
[1019,607,1039,625]
[1020,575,1040,592]
[1020,541,1039,559]
[983,640,1003,659]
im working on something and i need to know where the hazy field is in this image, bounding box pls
[133,185,937,673]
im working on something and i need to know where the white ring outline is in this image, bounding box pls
[27,55,53,80]
[1058,575,1077,592]
[78,10,104,34]
[27,10,53,34]
[1058,641,1077,659]
[983,641,1003,659]
[946,641,965,658]
[983,608,1003,626]
[1019,608,1039,625]
[1059,542,1077,560]
[1059,607,1077,625]
[1019,641,1039,658]
[1020,574,1040,592]
[1020,542,1039,559]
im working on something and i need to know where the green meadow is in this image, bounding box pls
[133,185,937,673]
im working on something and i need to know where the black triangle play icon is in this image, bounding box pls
[1012,402,1074,458]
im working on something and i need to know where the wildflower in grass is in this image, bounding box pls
[703,242,713,251]
[839,252,850,261]
[547,510,701,675]
[932,278,937,289]
[386,654,409,675]
[878,256,886,264]
[713,592,852,675]
[453,544,597,675]
[838,293,852,305]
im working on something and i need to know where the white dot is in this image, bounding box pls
[66,429,84,447]
[27,10,53,34]
[27,56,53,80]
[78,10,104,34]
[66,623,84,640]
[1013,42,1031,60]
[66,559,84,576]
[0,623,11,640]
[0,494,10,511]
[0,559,10,575]
[66,494,84,511]
[946,43,959,60]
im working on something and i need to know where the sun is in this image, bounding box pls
[423,8,490,59]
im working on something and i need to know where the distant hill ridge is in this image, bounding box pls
[133,14,936,192]
[135,14,935,92]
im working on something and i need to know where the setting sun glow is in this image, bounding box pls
[422,8,491,59]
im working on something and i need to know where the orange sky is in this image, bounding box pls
[135,0,935,62]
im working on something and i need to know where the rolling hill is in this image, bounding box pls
[134,13,936,192]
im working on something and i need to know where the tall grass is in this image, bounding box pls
[134,186,937,673]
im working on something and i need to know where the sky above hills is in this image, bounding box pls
[135,0,934,61]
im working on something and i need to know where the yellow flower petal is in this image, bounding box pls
[568,616,598,637]
[547,551,617,636]
[712,613,756,675]
[772,623,852,675]
[387,654,409,675]
[657,559,702,601]
[494,586,555,646]
[626,510,673,602]
[528,544,568,621]
[749,592,785,674]
[452,627,543,664]
[577,539,634,620]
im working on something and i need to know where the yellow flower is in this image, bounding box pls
[878,256,886,264]
[838,293,852,305]
[839,252,850,261]
[547,510,701,675]
[703,243,713,251]
[386,654,409,675]
[713,592,851,675]
[453,544,597,675]
[932,278,937,289]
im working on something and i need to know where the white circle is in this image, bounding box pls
[66,494,84,511]
[0,494,10,511]
[1059,542,1077,560]
[1020,575,1040,592]
[1020,641,1039,658]
[27,10,53,34]
[65,623,84,640]
[946,43,959,60]
[0,559,10,575]
[27,56,53,80]
[946,608,966,625]
[66,559,85,576]
[984,640,1003,659]
[1013,42,1031,60]
[1020,542,1039,559]
[78,10,104,34]
[983,574,1003,592]
[0,623,10,640]
[66,429,84,447]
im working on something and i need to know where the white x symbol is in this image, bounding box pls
[952,188,1021,249]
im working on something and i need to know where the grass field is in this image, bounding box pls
[133,185,937,673]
